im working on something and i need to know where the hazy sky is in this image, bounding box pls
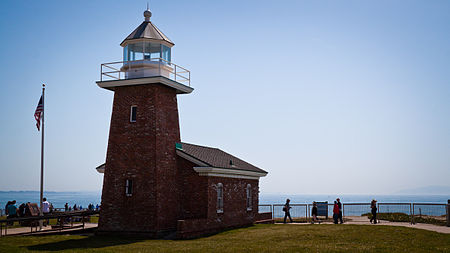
[0,0,449,195]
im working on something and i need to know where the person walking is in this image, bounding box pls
[283,199,293,224]
[333,201,339,224]
[370,199,378,224]
[311,202,320,224]
[336,198,343,224]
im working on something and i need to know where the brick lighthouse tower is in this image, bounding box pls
[96,8,193,236]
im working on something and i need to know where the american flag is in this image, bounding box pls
[34,96,43,131]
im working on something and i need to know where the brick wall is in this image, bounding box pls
[176,175,260,238]
[177,157,208,219]
[99,83,180,234]
[207,177,259,224]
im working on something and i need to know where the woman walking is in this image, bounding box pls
[370,199,377,224]
[333,201,339,224]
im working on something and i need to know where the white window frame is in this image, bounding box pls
[217,183,223,213]
[125,179,133,196]
[246,184,252,211]
[130,105,137,122]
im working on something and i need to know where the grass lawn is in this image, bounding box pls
[0,224,449,252]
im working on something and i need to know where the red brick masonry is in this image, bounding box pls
[98,82,269,238]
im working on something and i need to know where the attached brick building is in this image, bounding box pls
[95,9,269,238]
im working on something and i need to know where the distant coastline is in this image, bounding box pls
[1,191,448,210]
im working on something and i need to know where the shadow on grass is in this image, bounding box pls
[26,235,145,251]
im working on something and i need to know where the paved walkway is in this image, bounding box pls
[2,219,449,236]
[0,223,97,236]
[280,216,450,234]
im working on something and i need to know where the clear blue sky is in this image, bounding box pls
[0,0,449,194]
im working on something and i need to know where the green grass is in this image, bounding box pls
[363,212,447,226]
[0,224,449,252]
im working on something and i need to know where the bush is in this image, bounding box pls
[362,212,446,226]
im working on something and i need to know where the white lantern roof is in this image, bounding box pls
[120,9,174,48]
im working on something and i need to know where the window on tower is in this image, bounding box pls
[123,42,171,63]
[125,179,133,196]
[130,106,137,122]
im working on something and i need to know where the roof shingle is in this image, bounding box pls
[177,142,267,174]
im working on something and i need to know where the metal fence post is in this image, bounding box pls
[342,204,345,220]
[307,204,310,223]
[305,204,308,223]
[271,205,273,220]
[447,200,450,227]
[409,203,413,224]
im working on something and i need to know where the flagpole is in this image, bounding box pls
[39,84,45,230]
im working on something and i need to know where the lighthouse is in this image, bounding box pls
[97,8,192,236]
[96,8,268,238]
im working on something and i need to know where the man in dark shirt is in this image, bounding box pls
[311,201,320,224]
[283,199,293,223]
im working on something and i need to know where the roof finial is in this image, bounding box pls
[144,3,152,22]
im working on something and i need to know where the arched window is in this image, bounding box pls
[217,183,223,213]
[246,184,252,211]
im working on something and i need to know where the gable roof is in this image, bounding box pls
[121,21,174,47]
[177,142,267,174]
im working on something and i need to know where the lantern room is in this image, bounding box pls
[119,9,175,79]
[96,8,192,94]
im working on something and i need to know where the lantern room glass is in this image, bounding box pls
[123,42,171,63]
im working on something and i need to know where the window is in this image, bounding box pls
[123,45,128,61]
[162,45,171,63]
[125,179,133,196]
[126,42,144,61]
[130,106,137,122]
[246,184,252,211]
[123,42,170,63]
[217,183,223,213]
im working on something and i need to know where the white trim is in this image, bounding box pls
[120,38,174,48]
[176,150,209,166]
[194,167,267,180]
[96,76,193,94]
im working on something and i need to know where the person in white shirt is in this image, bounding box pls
[42,198,50,214]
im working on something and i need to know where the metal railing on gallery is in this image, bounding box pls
[100,58,190,86]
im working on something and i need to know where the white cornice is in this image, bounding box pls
[193,167,267,180]
[96,76,193,94]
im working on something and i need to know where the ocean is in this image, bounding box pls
[1,191,448,217]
